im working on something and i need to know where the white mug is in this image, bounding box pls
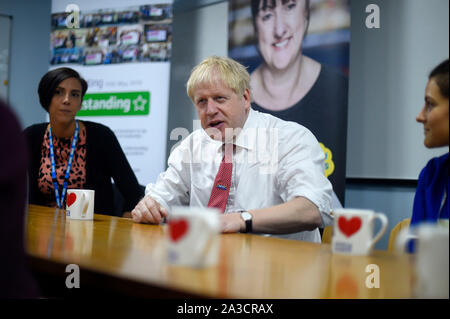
[167,206,220,268]
[66,189,95,220]
[331,209,388,255]
[396,223,449,298]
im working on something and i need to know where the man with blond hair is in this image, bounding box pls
[132,56,333,242]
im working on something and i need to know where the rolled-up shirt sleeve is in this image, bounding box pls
[275,124,333,227]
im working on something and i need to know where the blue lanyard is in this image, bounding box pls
[48,121,79,209]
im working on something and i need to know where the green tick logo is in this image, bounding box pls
[79,91,150,116]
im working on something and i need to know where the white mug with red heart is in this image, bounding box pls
[167,206,220,267]
[66,189,95,220]
[331,209,388,255]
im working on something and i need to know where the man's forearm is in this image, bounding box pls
[248,196,322,234]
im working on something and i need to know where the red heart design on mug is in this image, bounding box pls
[67,193,77,207]
[338,216,362,237]
[168,219,189,242]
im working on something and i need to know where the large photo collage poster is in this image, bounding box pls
[229,0,350,206]
[50,4,172,66]
[50,0,173,185]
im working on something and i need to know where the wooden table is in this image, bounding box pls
[26,204,415,298]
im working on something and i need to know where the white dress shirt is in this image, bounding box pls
[146,108,333,243]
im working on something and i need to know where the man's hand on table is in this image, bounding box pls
[131,195,168,224]
[220,212,245,233]
[132,199,246,234]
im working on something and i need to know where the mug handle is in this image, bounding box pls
[368,213,388,250]
[395,228,417,254]
[81,193,89,217]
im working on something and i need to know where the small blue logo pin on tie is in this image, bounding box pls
[216,184,227,190]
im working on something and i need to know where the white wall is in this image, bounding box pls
[166,1,228,161]
[0,0,51,128]
[346,0,449,179]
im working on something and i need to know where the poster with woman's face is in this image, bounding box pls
[229,0,350,206]
[229,0,350,73]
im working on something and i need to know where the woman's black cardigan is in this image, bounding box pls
[23,121,144,215]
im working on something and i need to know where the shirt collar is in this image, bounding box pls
[201,108,258,152]
[234,108,257,151]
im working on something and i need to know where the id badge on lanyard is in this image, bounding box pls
[48,121,79,209]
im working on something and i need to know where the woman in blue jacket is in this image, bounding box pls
[412,59,449,226]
